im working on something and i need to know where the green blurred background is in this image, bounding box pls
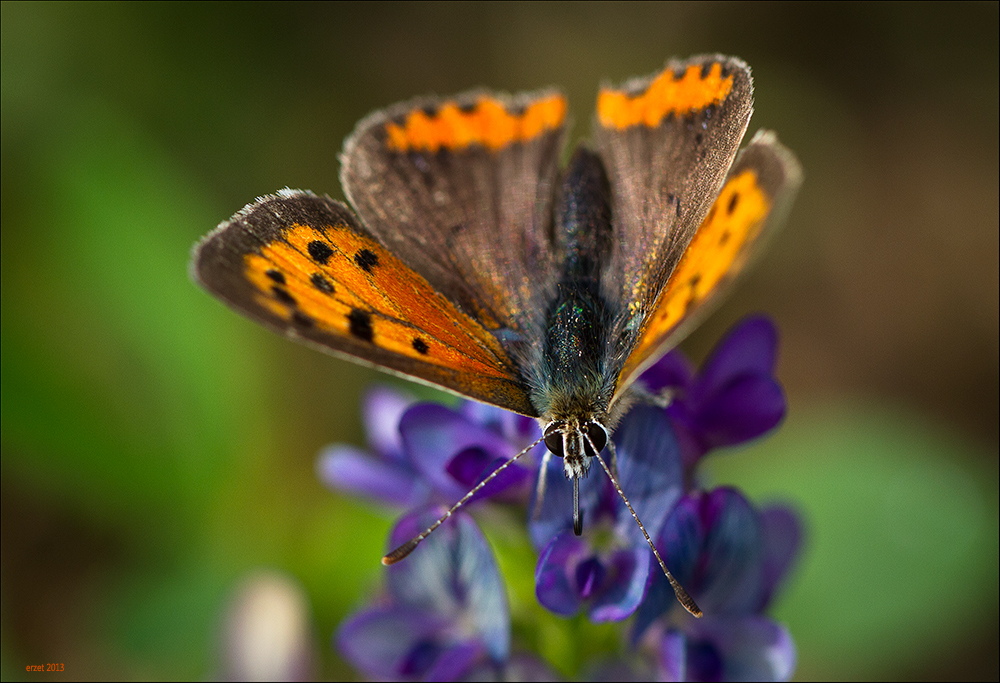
[2,2,997,680]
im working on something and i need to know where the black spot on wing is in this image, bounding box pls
[727,192,740,215]
[354,249,380,273]
[266,269,286,284]
[412,338,429,355]
[311,273,335,294]
[272,286,296,306]
[348,309,374,342]
[308,240,333,264]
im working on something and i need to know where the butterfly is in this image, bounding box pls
[192,54,801,617]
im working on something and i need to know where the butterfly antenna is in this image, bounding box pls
[585,433,703,618]
[382,435,545,565]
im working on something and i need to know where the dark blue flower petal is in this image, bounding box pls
[612,406,685,547]
[575,556,605,600]
[337,605,447,680]
[446,448,531,502]
[362,386,415,463]
[691,375,785,451]
[758,506,803,610]
[535,531,587,616]
[317,444,427,507]
[386,508,510,663]
[400,404,514,500]
[695,488,767,615]
[588,548,650,623]
[639,349,696,396]
[686,616,796,682]
[694,316,778,403]
[633,495,704,640]
[424,641,485,681]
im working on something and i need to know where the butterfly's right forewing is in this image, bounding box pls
[594,56,754,337]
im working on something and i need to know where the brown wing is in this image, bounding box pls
[593,55,755,350]
[341,89,568,343]
[615,131,803,398]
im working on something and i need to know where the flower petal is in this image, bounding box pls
[336,605,446,680]
[686,616,796,682]
[386,509,510,663]
[401,404,515,500]
[446,448,531,501]
[424,641,485,681]
[316,444,427,508]
[633,495,704,640]
[528,453,604,551]
[639,349,696,395]
[692,375,785,450]
[535,532,587,616]
[362,386,415,462]
[696,316,778,401]
[696,488,767,615]
[588,548,651,623]
[612,406,685,547]
[758,505,803,610]
[657,629,687,682]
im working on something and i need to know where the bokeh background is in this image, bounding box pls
[2,3,997,680]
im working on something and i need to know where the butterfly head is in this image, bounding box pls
[542,417,608,480]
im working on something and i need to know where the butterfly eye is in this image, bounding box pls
[585,422,608,456]
[543,423,564,456]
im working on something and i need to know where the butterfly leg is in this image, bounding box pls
[632,384,676,409]
[531,449,553,521]
[606,437,621,482]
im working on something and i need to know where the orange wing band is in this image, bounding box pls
[598,62,734,130]
[385,94,566,153]
[243,222,515,380]
[619,169,771,382]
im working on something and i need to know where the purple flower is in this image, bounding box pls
[317,386,428,508]
[640,316,786,471]
[337,508,511,681]
[318,388,543,509]
[531,406,684,622]
[633,488,801,682]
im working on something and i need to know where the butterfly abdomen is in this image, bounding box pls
[530,149,617,422]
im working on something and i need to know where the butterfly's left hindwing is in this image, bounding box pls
[192,191,537,415]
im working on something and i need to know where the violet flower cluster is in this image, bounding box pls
[321,316,801,681]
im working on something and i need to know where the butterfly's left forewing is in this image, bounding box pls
[192,190,536,415]
[341,88,568,342]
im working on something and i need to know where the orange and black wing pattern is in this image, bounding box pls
[192,190,537,416]
[616,131,802,395]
